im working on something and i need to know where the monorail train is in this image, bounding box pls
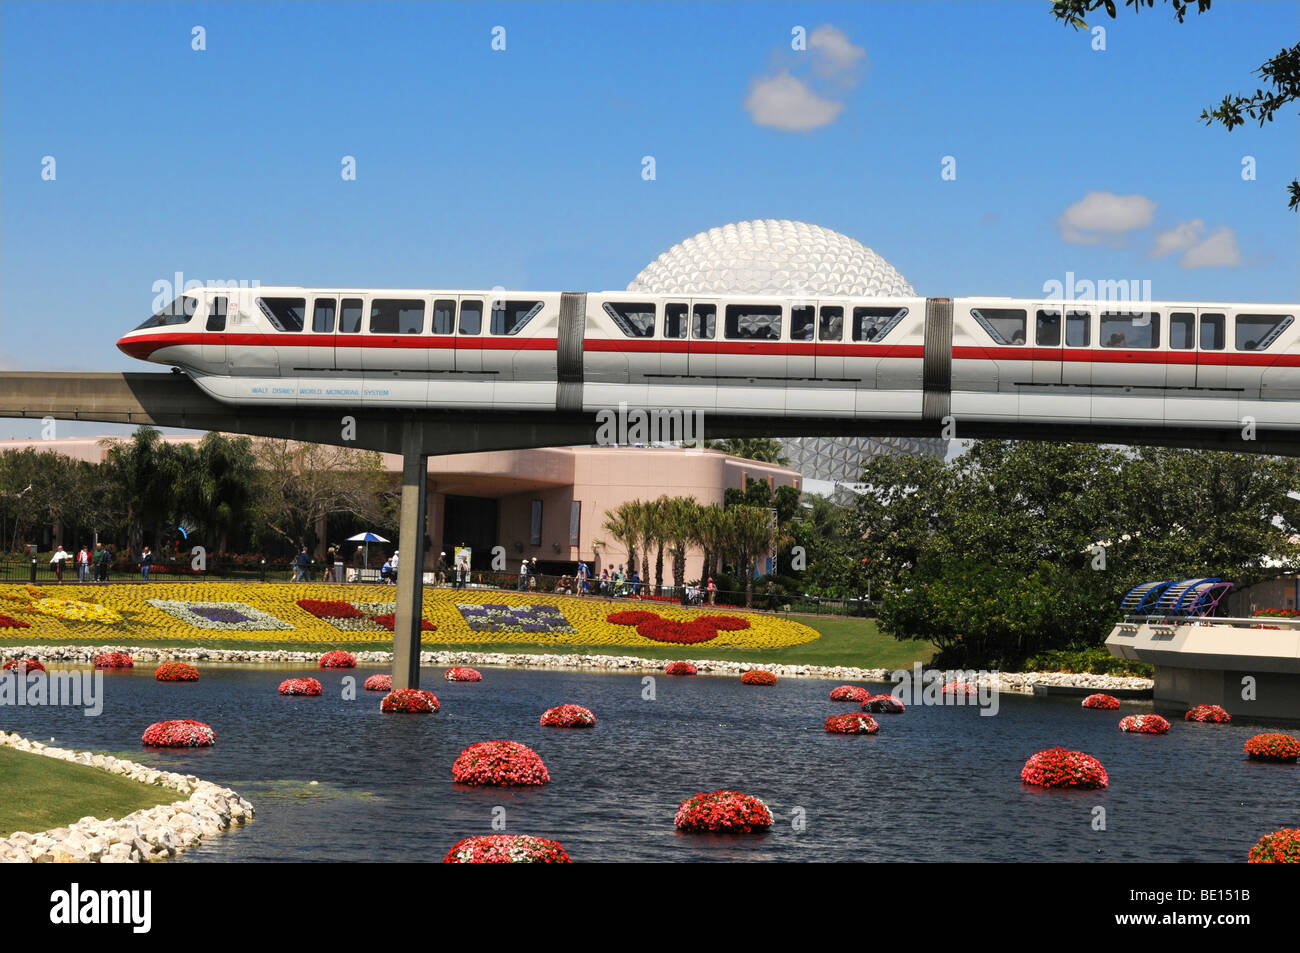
[116,287,1300,427]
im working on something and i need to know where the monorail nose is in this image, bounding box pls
[116,333,157,360]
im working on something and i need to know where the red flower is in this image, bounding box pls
[297,599,364,619]
[380,688,440,713]
[142,719,215,747]
[635,617,718,644]
[452,741,549,786]
[664,661,697,676]
[606,610,660,626]
[540,704,596,728]
[443,834,571,863]
[825,713,880,734]
[1081,693,1121,710]
[372,613,436,632]
[1185,704,1232,723]
[154,661,199,682]
[2,658,45,674]
[1249,828,1300,863]
[363,674,392,692]
[445,667,483,682]
[1119,714,1170,734]
[0,613,30,629]
[279,677,323,696]
[740,670,776,686]
[93,652,133,669]
[1021,747,1109,789]
[862,694,906,714]
[942,681,977,697]
[318,650,357,669]
[674,790,772,833]
[1243,733,1300,763]
[829,685,871,703]
[695,615,751,631]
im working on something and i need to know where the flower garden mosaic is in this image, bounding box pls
[149,600,292,631]
[458,604,575,635]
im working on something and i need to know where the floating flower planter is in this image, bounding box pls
[380,688,439,713]
[1185,704,1232,723]
[1082,693,1120,710]
[674,790,772,833]
[829,685,871,703]
[664,661,697,676]
[443,834,571,863]
[279,677,323,696]
[93,652,133,669]
[1119,714,1170,734]
[942,681,977,697]
[824,713,879,734]
[142,719,215,747]
[363,674,392,692]
[2,658,45,674]
[154,661,199,682]
[318,650,357,669]
[740,670,776,686]
[1021,747,1109,789]
[1249,828,1300,863]
[862,694,905,714]
[540,704,596,728]
[452,741,550,786]
[1243,733,1300,763]
[445,667,482,682]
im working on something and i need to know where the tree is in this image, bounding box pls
[1051,0,1299,209]
[182,433,259,554]
[661,495,700,590]
[724,505,778,607]
[600,502,638,576]
[102,428,188,554]
[705,437,790,465]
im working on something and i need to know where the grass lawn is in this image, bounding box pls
[0,615,934,671]
[0,746,177,837]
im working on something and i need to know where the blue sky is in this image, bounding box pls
[1,0,1297,437]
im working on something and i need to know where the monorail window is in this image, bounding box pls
[370,299,425,335]
[135,295,199,331]
[791,306,815,341]
[1036,310,1061,347]
[206,297,227,333]
[819,306,843,341]
[1066,311,1090,347]
[692,304,716,339]
[339,298,363,334]
[312,298,335,334]
[1100,312,1160,349]
[604,302,655,338]
[664,303,688,339]
[970,308,1025,345]
[432,300,455,335]
[257,297,306,333]
[853,307,907,343]
[1235,313,1293,351]
[725,304,782,340]
[1199,313,1224,350]
[1169,312,1195,350]
[459,300,482,335]
[492,300,543,336]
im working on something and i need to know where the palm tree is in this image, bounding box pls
[662,496,699,591]
[602,502,638,577]
[726,504,777,608]
[705,438,790,466]
[645,496,671,594]
[693,503,726,584]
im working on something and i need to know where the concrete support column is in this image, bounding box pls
[392,423,428,690]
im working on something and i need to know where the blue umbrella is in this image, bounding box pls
[347,532,390,572]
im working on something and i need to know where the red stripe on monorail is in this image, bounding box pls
[953,346,1300,367]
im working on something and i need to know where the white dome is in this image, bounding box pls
[627,219,915,297]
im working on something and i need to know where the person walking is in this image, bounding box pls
[518,558,528,591]
[76,545,90,583]
[50,544,68,582]
[293,547,311,583]
[576,561,589,596]
[95,543,111,583]
[435,552,448,586]
[390,550,400,586]
[140,545,153,582]
[707,577,717,605]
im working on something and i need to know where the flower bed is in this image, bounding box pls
[1243,733,1300,763]
[2,658,45,674]
[443,834,571,863]
[1082,693,1121,710]
[0,613,29,629]
[1185,704,1232,723]
[1119,714,1170,734]
[93,652,134,669]
[142,719,215,747]
[825,713,879,734]
[942,681,977,697]
[862,694,906,714]
[829,685,871,703]
[695,615,751,632]
[605,610,659,626]
[451,741,549,786]
[363,674,392,692]
[1249,828,1300,863]
[296,599,364,619]
[370,613,437,632]
[635,616,718,644]
[674,790,772,833]
[380,688,440,713]
[445,666,482,682]
[664,661,697,676]
[740,670,777,686]
[154,661,200,682]
[459,603,576,635]
[1021,747,1109,789]
[31,598,122,625]
[279,677,323,696]
[318,650,357,669]
[540,704,596,728]
[148,600,290,631]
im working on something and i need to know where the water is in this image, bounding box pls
[2,664,1294,862]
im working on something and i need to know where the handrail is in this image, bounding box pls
[1122,614,1300,628]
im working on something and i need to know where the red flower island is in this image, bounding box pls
[363,674,392,692]
[93,652,133,669]
[444,666,482,682]
[674,790,772,833]
[154,661,199,682]
[829,685,871,703]
[1081,693,1120,710]
[664,661,697,676]
[1249,828,1300,863]
[740,670,776,686]
[1185,704,1232,723]
[863,694,906,714]
[540,704,596,728]
[1021,748,1109,789]
[825,713,879,735]
[142,719,215,748]
[1243,733,1300,763]
[279,677,323,696]
[1119,714,1170,734]
[443,834,571,863]
[3,658,45,674]
[318,650,357,669]
[380,688,440,713]
[452,741,550,786]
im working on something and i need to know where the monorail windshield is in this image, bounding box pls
[134,295,197,331]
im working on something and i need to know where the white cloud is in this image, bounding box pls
[808,25,866,79]
[1057,191,1157,244]
[1150,219,1205,258]
[745,72,845,132]
[1180,226,1241,269]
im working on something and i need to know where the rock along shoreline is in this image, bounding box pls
[0,644,1154,694]
[0,732,254,864]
